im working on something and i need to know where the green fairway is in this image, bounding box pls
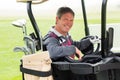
[0,17,86,80]
[0,18,24,80]
[0,8,120,80]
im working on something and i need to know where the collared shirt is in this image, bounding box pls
[49,27,71,44]
[43,27,76,60]
[43,26,92,61]
[50,27,63,37]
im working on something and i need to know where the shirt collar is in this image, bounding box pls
[50,26,62,37]
[50,26,70,38]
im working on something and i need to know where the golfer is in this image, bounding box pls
[43,7,94,61]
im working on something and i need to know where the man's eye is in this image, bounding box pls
[64,19,68,21]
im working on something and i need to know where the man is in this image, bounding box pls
[43,7,98,61]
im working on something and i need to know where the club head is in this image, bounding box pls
[13,46,26,52]
[12,19,26,28]
[13,46,31,55]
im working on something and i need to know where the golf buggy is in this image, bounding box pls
[12,0,120,80]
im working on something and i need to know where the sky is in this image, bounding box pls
[0,0,120,17]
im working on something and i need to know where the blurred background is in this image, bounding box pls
[0,0,120,80]
[0,0,120,17]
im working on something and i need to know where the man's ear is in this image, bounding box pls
[56,16,59,24]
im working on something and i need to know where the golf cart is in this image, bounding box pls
[12,0,120,80]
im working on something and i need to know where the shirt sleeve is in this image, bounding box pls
[43,37,76,58]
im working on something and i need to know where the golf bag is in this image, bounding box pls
[20,51,53,80]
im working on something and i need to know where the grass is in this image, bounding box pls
[0,18,24,80]
[0,17,85,80]
[0,9,120,80]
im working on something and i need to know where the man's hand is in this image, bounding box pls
[75,47,83,60]
[89,36,101,44]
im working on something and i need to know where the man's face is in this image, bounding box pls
[56,13,74,35]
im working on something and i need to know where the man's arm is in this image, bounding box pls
[44,37,76,58]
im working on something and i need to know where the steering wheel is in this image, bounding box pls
[64,36,101,63]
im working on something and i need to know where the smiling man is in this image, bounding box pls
[43,7,93,61]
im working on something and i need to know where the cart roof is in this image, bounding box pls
[17,0,48,4]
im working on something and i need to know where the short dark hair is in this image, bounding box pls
[57,7,75,19]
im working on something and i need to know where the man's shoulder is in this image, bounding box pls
[43,31,59,42]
